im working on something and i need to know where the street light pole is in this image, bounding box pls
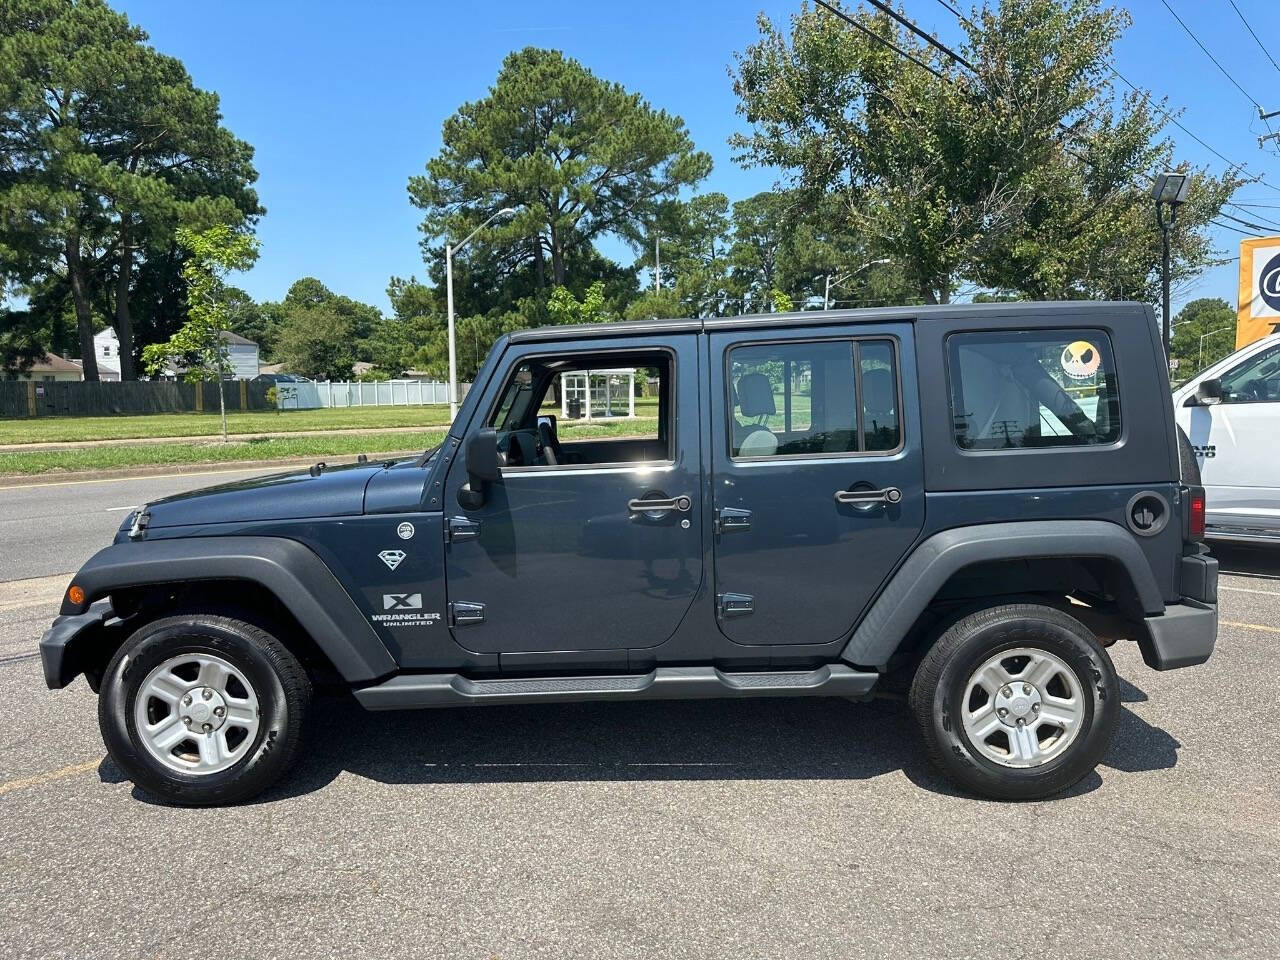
[823,258,890,310]
[1150,173,1191,362]
[446,206,518,422]
[1199,325,1232,370]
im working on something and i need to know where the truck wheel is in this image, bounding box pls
[908,603,1119,801]
[98,613,311,806]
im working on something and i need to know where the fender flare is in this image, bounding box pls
[842,520,1164,668]
[62,536,396,684]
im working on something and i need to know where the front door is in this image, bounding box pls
[1183,340,1280,533]
[709,323,925,646]
[442,335,703,657]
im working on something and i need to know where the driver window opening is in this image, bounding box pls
[486,352,673,468]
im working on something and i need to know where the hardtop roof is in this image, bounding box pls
[506,300,1151,344]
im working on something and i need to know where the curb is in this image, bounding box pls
[0,450,424,489]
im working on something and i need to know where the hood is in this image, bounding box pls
[141,462,384,529]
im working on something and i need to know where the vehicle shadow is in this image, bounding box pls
[1210,542,1280,578]
[105,674,1181,805]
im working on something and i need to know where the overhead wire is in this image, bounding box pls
[1225,0,1280,79]
[931,0,1280,199]
[1159,0,1267,113]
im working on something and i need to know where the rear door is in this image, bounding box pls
[709,322,925,646]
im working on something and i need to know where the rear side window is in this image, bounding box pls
[727,338,901,458]
[948,330,1121,450]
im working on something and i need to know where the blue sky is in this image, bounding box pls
[113,0,1280,315]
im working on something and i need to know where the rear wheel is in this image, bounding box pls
[909,603,1119,800]
[98,613,311,806]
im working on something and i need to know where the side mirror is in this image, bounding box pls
[458,428,500,510]
[1195,377,1223,406]
[466,427,502,482]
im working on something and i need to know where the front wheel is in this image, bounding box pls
[909,603,1119,801]
[98,613,312,806]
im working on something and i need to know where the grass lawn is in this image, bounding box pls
[0,417,660,476]
[0,406,453,445]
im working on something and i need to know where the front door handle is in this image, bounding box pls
[834,486,902,505]
[628,495,692,514]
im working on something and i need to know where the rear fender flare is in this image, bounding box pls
[843,520,1164,668]
[62,536,396,684]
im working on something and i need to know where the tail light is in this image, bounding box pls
[1187,487,1206,542]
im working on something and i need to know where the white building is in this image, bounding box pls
[219,330,261,380]
[92,328,122,381]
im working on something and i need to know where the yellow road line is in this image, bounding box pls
[1222,619,1280,635]
[0,760,100,797]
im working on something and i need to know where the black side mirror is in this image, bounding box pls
[1195,377,1223,405]
[458,428,501,510]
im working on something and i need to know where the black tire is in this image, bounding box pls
[98,613,312,806]
[908,603,1119,801]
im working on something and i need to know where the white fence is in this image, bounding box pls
[277,380,470,409]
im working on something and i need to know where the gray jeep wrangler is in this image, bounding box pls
[41,302,1217,804]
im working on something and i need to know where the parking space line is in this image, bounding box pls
[1219,585,1280,597]
[0,760,101,798]
[1222,619,1280,635]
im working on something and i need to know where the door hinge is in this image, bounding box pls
[716,592,754,619]
[714,507,752,535]
[448,601,486,626]
[446,516,481,543]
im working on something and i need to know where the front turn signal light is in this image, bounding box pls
[67,585,85,606]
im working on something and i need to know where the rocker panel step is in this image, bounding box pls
[353,664,878,710]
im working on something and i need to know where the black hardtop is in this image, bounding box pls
[505,300,1154,344]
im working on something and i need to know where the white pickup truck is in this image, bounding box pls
[1174,331,1280,543]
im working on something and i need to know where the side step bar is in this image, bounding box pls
[353,664,878,710]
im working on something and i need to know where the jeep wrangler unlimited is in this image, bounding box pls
[41,302,1217,804]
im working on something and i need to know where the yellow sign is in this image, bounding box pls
[1238,236,1280,348]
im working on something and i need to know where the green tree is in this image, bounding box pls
[547,281,613,325]
[142,226,256,441]
[730,0,1237,306]
[1170,297,1236,379]
[0,0,260,380]
[409,47,711,295]
[275,307,358,382]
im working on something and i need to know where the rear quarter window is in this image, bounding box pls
[948,330,1121,450]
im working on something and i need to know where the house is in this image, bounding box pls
[5,352,84,382]
[220,330,261,379]
[156,330,261,380]
[92,329,122,381]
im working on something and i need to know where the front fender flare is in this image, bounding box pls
[842,520,1164,668]
[62,536,396,684]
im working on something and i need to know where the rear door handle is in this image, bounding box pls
[834,487,902,505]
[628,495,692,514]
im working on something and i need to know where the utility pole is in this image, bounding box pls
[654,235,661,293]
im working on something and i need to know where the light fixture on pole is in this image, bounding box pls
[446,206,518,422]
[1151,173,1190,362]
[823,258,890,310]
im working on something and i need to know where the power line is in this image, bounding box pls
[1216,210,1278,233]
[1225,202,1280,230]
[1225,0,1280,78]
[1160,0,1266,112]
[934,0,1280,196]
[1211,218,1263,237]
[812,0,949,82]
[862,0,974,71]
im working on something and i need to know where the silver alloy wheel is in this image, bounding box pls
[132,653,261,775]
[960,646,1086,769]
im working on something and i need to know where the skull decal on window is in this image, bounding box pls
[1060,340,1101,380]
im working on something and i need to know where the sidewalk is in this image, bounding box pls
[0,424,434,453]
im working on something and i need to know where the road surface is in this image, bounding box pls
[0,470,1277,958]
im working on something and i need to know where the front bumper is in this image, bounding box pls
[39,599,115,689]
[1138,599,1217,671]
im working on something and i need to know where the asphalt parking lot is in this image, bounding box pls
[1,473,1278,959]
